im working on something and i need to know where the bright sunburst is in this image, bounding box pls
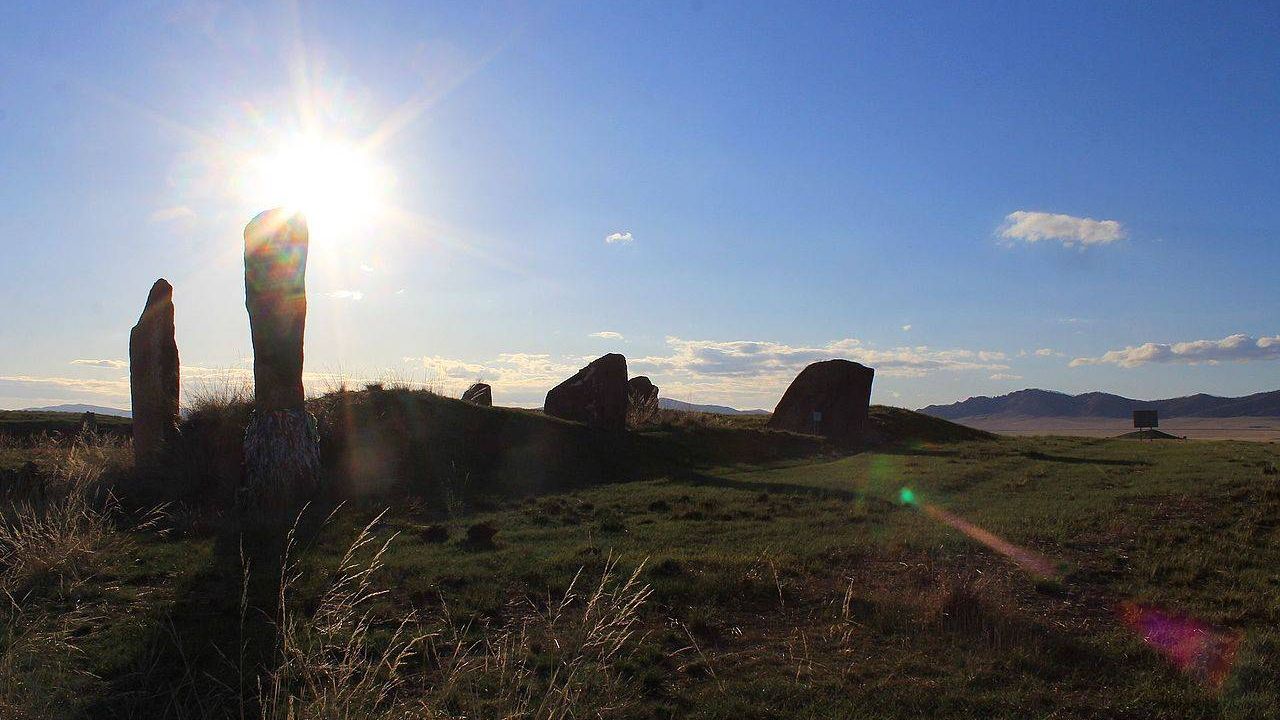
[237,133,391,243]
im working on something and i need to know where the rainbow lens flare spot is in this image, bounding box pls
[1119,602,1241,689]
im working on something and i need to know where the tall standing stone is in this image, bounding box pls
[242,209,320,509]
[768,359,874,445]
[129,279,179,467]
[544,353,629,430]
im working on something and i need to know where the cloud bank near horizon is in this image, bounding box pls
[1071,333,1280,368]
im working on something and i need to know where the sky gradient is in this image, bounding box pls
[2,1,1278,411]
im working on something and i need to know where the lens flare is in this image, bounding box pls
[896,484,1241,689]
[236,133,391,244]
[901,488,1058,578]
[1119,602,1241,689]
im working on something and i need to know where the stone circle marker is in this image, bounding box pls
[627,375,659,418]
[544,353,629,430]
[769,359,874,444]
[462,382,493,406]
[129,278,179,467]
[242,209,320,507]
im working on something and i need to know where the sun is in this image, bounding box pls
[238,134,391,242]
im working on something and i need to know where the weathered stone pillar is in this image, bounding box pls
[129,278,179,467]
[242,209,320,510]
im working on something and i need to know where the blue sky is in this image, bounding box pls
[1,1,1277,411]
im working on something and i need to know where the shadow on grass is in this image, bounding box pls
[83,522,308,719]
[1019,450,1151,467]
[660,468,877,505]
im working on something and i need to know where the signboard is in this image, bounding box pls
[1133,410,1158,429]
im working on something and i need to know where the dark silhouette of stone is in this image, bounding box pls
[628,376,659,417]
[244,209,309,412]
[242,209,320,512]
[768,359,874,444]
[544,353,629,430]
[462,382,492,406]
[129,279,179,467]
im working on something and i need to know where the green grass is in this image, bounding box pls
[3,403,1278,718]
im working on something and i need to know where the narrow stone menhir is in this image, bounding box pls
[462,382,493,406]
[242,209,320,506]
[769,359,874,445]
[129,278,179,467]
[544,353,629,430]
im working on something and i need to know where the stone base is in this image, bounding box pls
[241,408,321,523]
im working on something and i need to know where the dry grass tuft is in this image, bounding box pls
[258,509,652,720]
[0,436,129,719]
[261,510,424,720]
[0,437,121,594]
[423,555,652,718]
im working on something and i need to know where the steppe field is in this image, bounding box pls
[1,394,1276,720]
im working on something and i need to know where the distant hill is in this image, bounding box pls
[658,398,770,415]
[21,404,132,418]
[919,388,1280,420]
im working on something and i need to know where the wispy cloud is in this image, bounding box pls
[325,290,365,301]
[901,324,912,332]
[1070,333,1280,368]
[71,359,128,369]
[633,337,1007,381]
[604,231,633,245]
[0,375,132,406]
[1034,348,1061,357]
[990,373,1023,381]
[401,336,1010,407]
[1000,211,1125,249]
[149,205,196,223]
[590,331,624,340]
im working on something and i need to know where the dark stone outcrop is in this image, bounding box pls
[544,353,629,430]
[242,209,320,511]
[129,278,179,466]
[462,382,492,406]
[627,376,659,416]
[768,359,874,444]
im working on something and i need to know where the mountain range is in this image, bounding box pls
[658,398,770,415]
[21,404,133,418]
[919,389,1280,420]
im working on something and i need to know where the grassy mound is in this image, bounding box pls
[157,387,832,511]
[140,389,987,513]
[1117,428,1182,440]
[0,409,131,443]
[868,405,995,443]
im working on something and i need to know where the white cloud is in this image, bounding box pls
[990,373,1023,381]
[590,331,624,340]
[0,375,132,407]
[149,205,196,223]
[325,290,365,301]
[71,359,128,369]
[1070,333,1280,368]
[901,324,912,332]
[399,336,1009,408]
[999,211,1125,249]
[604,231,633,245]
[1034,348,1061,357]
